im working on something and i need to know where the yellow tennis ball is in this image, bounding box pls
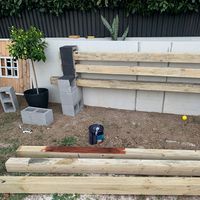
[182,115,188,121]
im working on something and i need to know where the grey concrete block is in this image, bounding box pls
[58,79,76,93]
[21,107,54,126]
[60,87,82,106]
[58,78,83,116]
[0,87,19,113]
[83,88,136,110]
[136,61,167,114]
[21,107,37,124]
[163,93,200,116]
[137,63,167,82]
[136,91,164,113]
[81,73,137,81]
[61,100,83,116]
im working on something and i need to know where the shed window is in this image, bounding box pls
[0,57,18,78]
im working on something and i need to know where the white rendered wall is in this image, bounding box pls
[3,37,200,115]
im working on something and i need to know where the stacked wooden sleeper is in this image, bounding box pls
[1,146,200,195]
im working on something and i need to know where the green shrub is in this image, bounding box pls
[52,194,80,200]
[0,0,200,18]
[59,136,77,146]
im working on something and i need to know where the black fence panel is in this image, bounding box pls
[0,9,200,38]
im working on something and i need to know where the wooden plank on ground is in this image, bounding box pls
[16,146,200,160]
[74,52,200,64]
[77,79,200,94]
[76,64,200,78]
[1,176,200,195]
[6,157,200,176]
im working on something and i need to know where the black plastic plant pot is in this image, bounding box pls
[89,124,105,145]
[24,88,49,108]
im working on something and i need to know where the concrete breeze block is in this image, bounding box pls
[0,87,19,113]
[61,100,84,116]
[60,87,82,106]
[58,79,76,93]
[58,79,83,116]
[21,107,54,126]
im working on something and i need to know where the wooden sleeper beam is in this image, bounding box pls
[6,157,200,176]
[16,146,200,160]
[1,176,200,195]
[74,52,200,63]
[76,64,200,79]
[77,78,200,94]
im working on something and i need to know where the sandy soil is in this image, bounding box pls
[0,97,200,150]
[1,97,200,200]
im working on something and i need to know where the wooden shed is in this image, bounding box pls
[0,40,30,94]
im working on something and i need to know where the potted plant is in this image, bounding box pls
[9,26,48,108]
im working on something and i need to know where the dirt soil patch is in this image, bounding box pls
[1,97,200,150]
[1,97,200,200]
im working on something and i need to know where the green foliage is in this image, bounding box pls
[126,0,200,15]
[0,0,200,18]
[101,15,129,40]
[0,143,19,175]
[121,26,129,41]
[8,26,47,94]
[0,193,27,200]
[59,136,77,146]
[8,194,28,200]
[52,193,80,200]
[9,26,47,62]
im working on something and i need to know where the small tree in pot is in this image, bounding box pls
[9,26,48,108]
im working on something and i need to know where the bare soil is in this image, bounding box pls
[1,96,200,150]
[1,97,200,200]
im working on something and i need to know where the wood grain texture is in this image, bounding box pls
[1,176,200,195]
[0,41,30,93]
[76,64,200,78]
[77,78,200,93]
[74,52,200,63]
[16,146,200,160]
[6,157,200,176]
[50,76,60,85]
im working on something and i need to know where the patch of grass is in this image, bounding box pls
[0,112,19,133]
[0,193,27,200]
[0,159,5,174]
[52,193,80,200]
[58,136,77,146]
[0,143,18,155]
[0,143,19,175]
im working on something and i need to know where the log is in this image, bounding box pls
[6,157,200,176]
[1,176,200,195]
[16,146,200,160]
[76,64,200,79]
[76,79,200,94]
[74,52,200,64]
